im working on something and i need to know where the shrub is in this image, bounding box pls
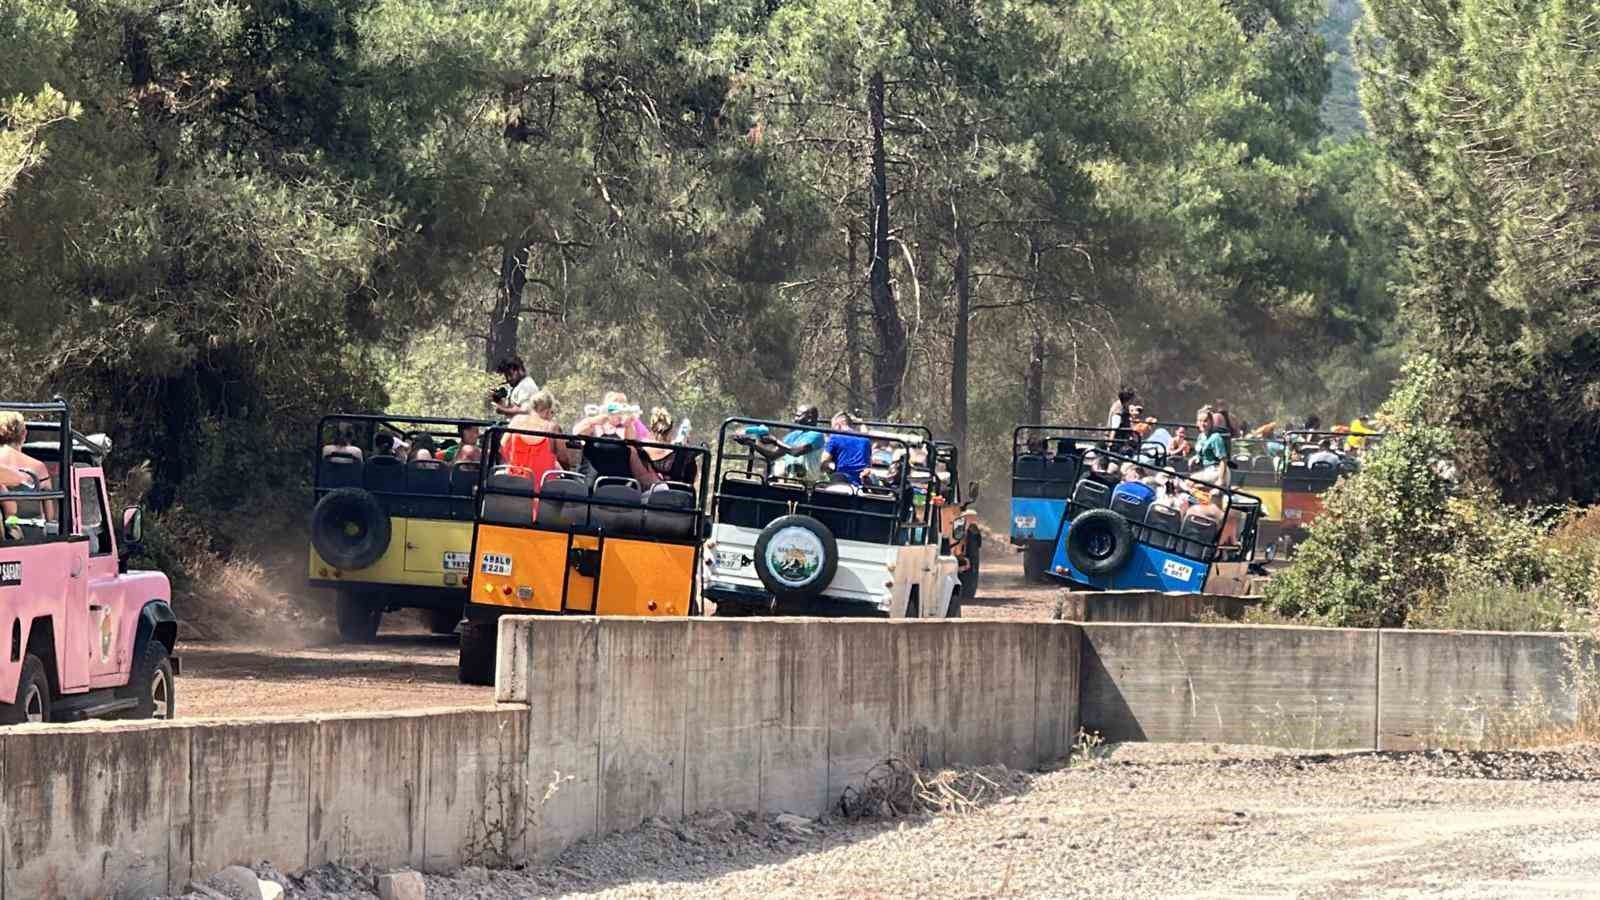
[1266,356,1596,629]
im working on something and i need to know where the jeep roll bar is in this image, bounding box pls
[0,398,74,537]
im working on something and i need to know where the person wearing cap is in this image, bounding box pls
[739,405,828,483]
[821,412,873,487]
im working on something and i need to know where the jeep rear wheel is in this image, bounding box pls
[1,655,51,725]
[335,591,383,642]
[126,641,175,720]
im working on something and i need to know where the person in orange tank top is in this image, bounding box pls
[503,391,574,516]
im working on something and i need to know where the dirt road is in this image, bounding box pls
[179,544,1057,718]
[179,627,493,718]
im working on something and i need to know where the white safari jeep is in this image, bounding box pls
[702,417,960,618]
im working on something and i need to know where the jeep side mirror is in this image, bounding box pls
[967,481,980,502]
[121,506,144,546]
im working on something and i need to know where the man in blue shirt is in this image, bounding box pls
[740,405,828,484]
[822,412,872,486]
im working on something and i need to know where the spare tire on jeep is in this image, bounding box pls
[1065,508,1135,576]
[311,487,391,571]
[753,514,839,603]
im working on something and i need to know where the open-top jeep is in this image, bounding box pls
[0,399,177,724]
[1010,425,1167,581]
[1046,446,1264,595]
[456,425,712,684]
[704,417,961,618]
[308,413,491,640]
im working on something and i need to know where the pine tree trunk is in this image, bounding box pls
[845,224,863,412]
[486,243,529,370]
[866,70,906,418]
[1024,239,1045,424]
[951,211,972,459]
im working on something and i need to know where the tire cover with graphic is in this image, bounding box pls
[311,487,392,571]
[753,515,839,601]
[1065,508,1134,576]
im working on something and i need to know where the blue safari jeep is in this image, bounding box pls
[1009,426,1170,582]
[1044,447,1264,596]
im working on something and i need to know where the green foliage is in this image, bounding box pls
[1361,0,1600,505]
[381,328,500,420]
[1269,357,1596,629]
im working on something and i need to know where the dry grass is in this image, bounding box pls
[838,757,1017,820]
[1431,629,1600,750]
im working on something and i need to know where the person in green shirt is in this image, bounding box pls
[442,424,483,463]
[1191,420,1231,487]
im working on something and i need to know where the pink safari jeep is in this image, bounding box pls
[0,400,177,725]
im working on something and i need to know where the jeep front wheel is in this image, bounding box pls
[1,655,51,725]
[335,591,383,642]
[125,641,175,719]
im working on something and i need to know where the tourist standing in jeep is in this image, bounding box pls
[0,399,177,724]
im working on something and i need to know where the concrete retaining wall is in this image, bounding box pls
[1079,623,1380,748]
[1,618,1593,897]
[497,617,1082,860]
[1,708,529,898]
[1058,590,1263,623]
[1377,630,1591,750]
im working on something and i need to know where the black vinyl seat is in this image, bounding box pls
[592,477,644,535]
[406,459,452,518]
[806,487,860,542]
[319,453,364,491]
[855,488,898,544]
[1178,513,1221,562]
[481,472,534,526]
[643,484,696,539]
[1071,477,1112,513]
[1109,489,1153,542]
[715,472,767,529]
[1144,504,1182,551]
[1013,454,1046,498]
[536,471,591,530]
[365,455,405,495]
[1042,455,1080,499]
[450,461,481,520]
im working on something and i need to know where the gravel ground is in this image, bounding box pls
[182,743,1600,899]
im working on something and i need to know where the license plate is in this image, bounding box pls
[480,553,513,577]
[714,550,746,571]
[1014,516,1037,529]
[443,552,470,572]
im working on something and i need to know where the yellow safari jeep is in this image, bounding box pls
[307,413,491,641]
[456,425,710,684]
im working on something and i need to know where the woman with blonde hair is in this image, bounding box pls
[0,412,54,525]
[503,390,574,487]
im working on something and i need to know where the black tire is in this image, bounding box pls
[335,590,383,642]
[1065,509,1135,576]
[458,620,497,686]
[311,488,391,571]
[427,606,463,636]
[123,641,175,719]
[1022,541,1052,582]
[960,530,983,598]
[752,515,838,603]
[1,655,51,725]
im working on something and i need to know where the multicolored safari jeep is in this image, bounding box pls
[0,399,177,724]
[308,413,490,641]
